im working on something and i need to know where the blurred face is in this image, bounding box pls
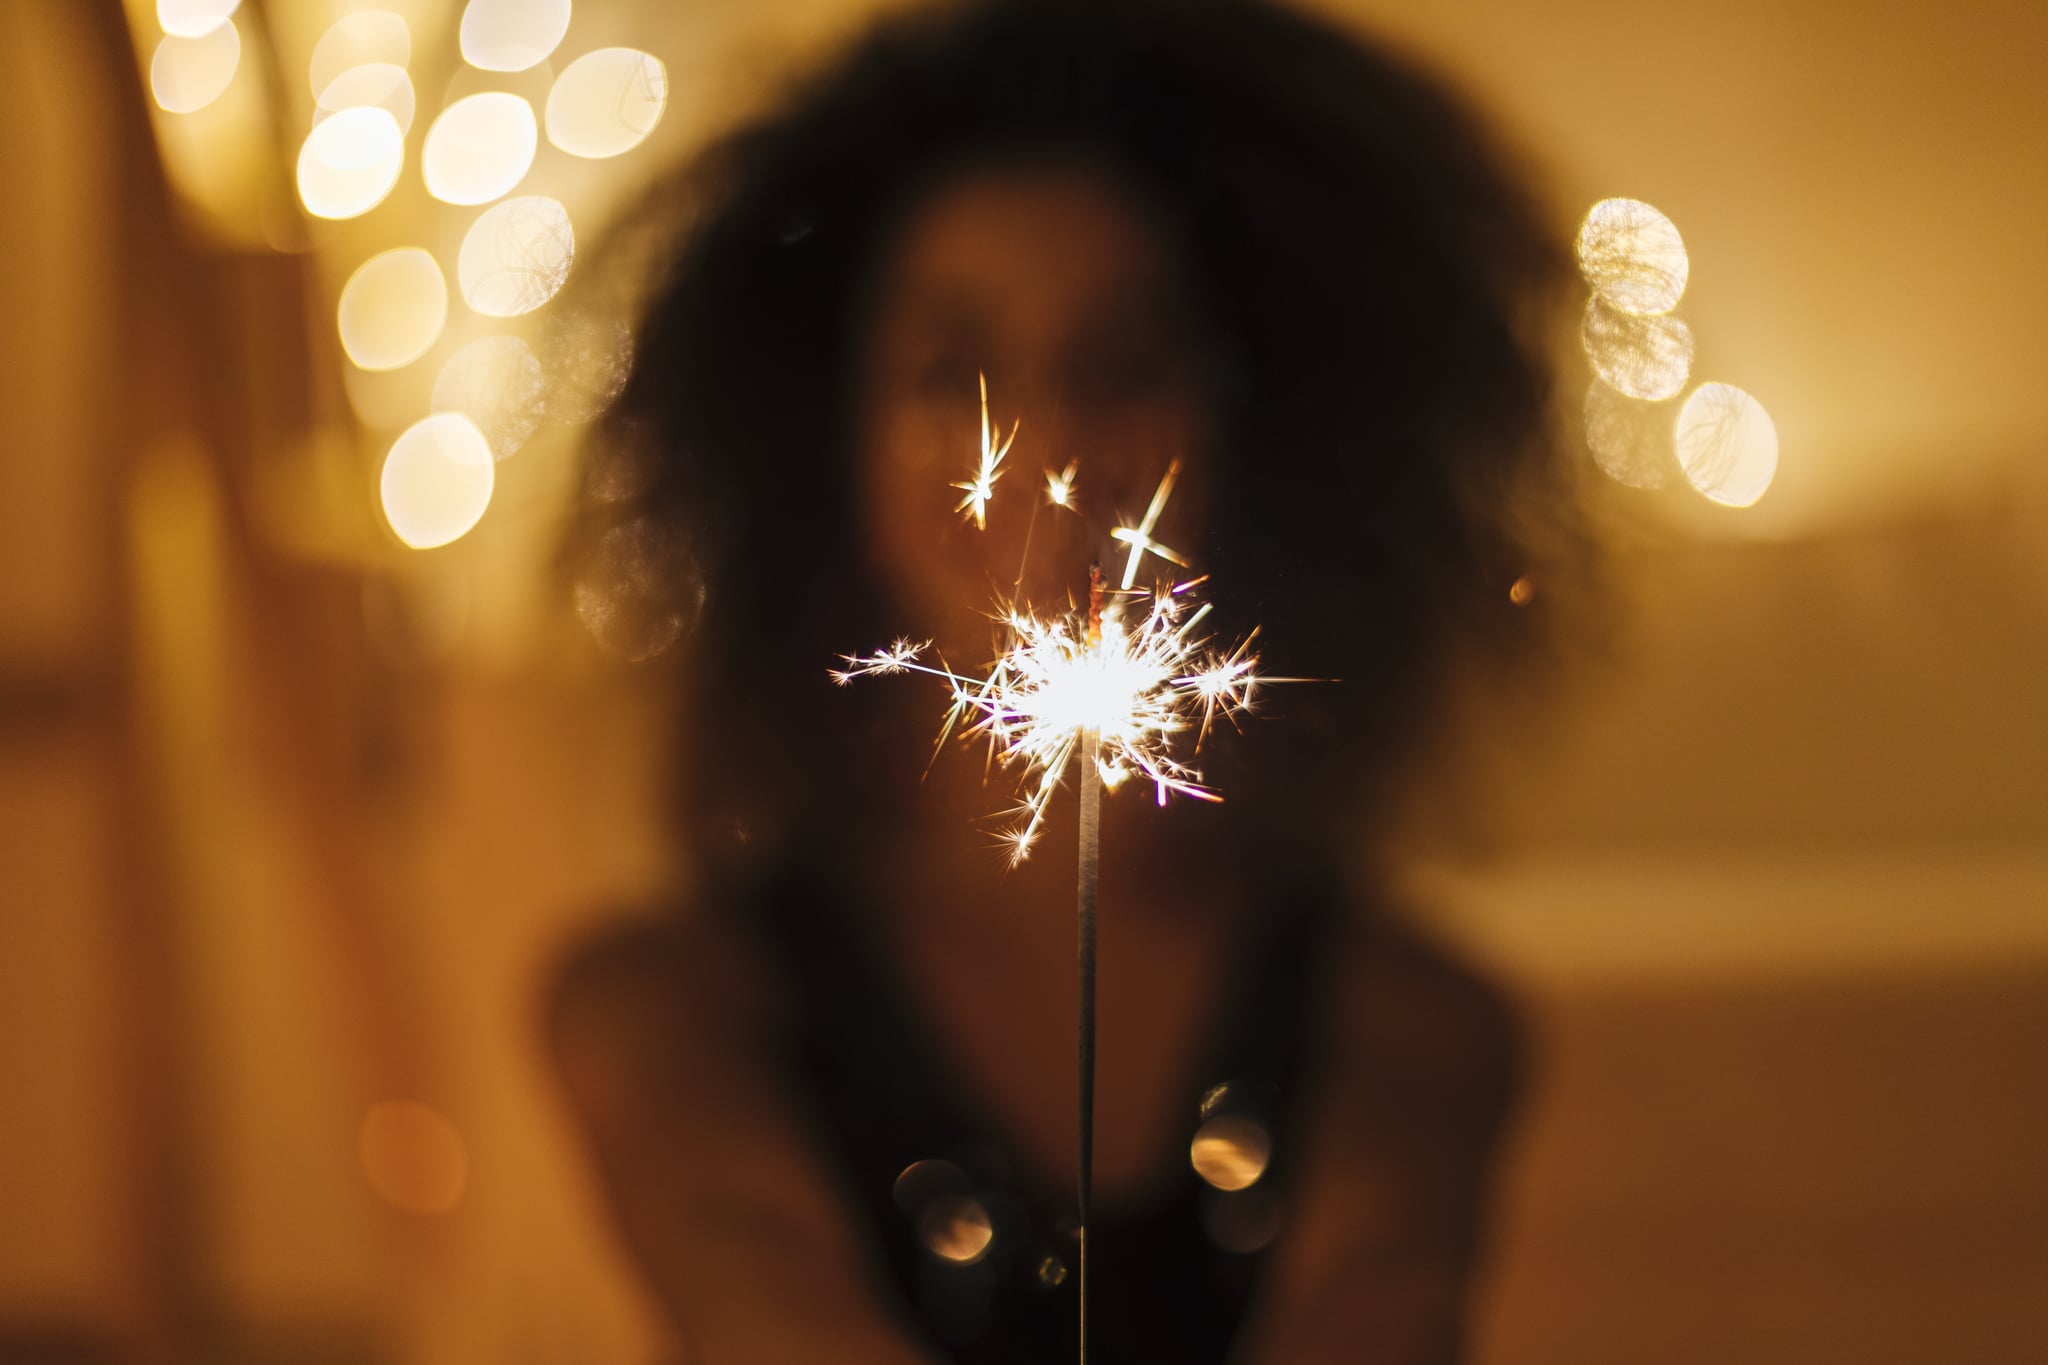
[854,162,1218,661]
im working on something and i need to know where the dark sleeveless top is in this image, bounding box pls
[741,870,1341,1365]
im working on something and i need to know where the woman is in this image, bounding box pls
[550,2,1582,1361]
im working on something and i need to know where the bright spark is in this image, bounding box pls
[1114,458,1188,589]
[1045,461,1079,509]
[836,577,1272,866]
[952,371,1018,531]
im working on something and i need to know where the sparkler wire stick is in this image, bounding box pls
[1076,566,1105,1365]
[1076,740,1099,1363]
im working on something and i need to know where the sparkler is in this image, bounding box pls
[1045,459,1079,510]
[835,567,1265,1365]
[831,570,1265,864]
[950,372,1019,530]
[835,390,1293,1365]
[1110,455,1190,588]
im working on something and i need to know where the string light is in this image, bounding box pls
[1676,382,1779,507]
[422,92,538,206]
[545,48,669,159]
[316,63,416,136]
[459,0,573,74]
[308,12,410,100]
[457,195,574,316]
[380,414,495,548]
[296,106,404,220]
[1576,197,1689,316]
[150,22,241,114]
[157,0,239,40]
[337,247,448,371]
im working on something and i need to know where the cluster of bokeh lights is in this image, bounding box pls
[1576,197,1779,508]
[143,0,669,552]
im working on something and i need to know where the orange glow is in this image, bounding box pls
[1190,1114,1271,1191]
[919,1195,995,1263]
[358,1102,468,1215]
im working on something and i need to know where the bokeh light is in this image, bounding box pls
[573,517,702,662]
[150,21,241,114]
[441,58,556,114]
[1581,297,1693,401]
[1675,382,1780,508]
[1201,1187,1282,1254]
[157,0,239,39]
[539,310,630,422]
[459,0,573,73]
[423,92,538,205]
[296,107,405,221]
[584,430,656,504]
[338,247,448,371]
[1190,1114,1271,1191]
[892,1157,968,1215]
[1576,197,1690,316]
[380,414,496,548]
[918,1195,994,1264]
[358,1101,468,1215]
[308,11,411,100]
[433,335,546,457]
[1583,378,1676,489]
[458,195,574,316]
[545,47,668,159]
[316,63,417,137]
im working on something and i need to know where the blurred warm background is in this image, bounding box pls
[2,1,2042,1363]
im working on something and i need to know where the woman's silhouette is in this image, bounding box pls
[549,2,1584,1361]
